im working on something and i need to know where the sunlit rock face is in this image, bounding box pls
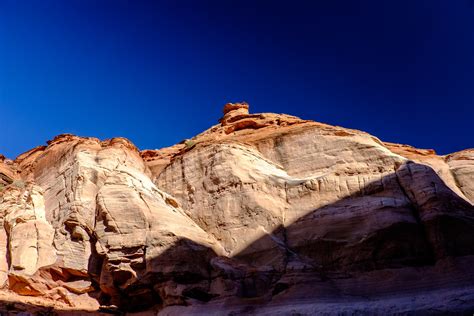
[0,103,473,314]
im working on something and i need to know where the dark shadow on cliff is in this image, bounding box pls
[4,161,474,314]
[110,161,474,311]
[235,161,474,272]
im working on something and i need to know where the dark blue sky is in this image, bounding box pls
[1,0,473,158]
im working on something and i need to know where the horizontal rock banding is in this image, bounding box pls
[0,102,473,313]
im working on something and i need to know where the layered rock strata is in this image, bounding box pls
[0,103,473,314]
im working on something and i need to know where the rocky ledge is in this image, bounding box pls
[0,103,473,314]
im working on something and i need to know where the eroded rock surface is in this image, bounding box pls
[0,103,473,314]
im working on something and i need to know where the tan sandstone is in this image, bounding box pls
[0,103,473,314]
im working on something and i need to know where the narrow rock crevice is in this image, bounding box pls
[395,163,436,265]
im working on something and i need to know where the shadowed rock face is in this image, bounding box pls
[0,103,473,314]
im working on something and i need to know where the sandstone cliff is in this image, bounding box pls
[0,103,473,314]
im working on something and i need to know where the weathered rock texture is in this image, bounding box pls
[0,102,473,314]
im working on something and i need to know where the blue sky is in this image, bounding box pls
[1,0,473,158]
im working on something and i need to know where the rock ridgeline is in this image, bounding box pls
[0,103,473,315]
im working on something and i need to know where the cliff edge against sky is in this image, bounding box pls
[0,103,473,315]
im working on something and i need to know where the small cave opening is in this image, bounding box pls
[182,288,217,302]
[272,282,290,296]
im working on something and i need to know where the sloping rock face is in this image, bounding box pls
[0,103,474,314]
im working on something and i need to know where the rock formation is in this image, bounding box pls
[0,103,473,314]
